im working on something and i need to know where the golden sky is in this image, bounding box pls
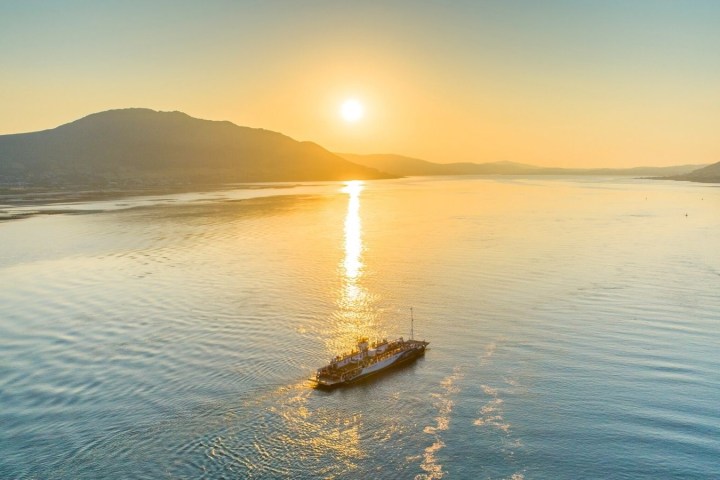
[1,1,719,168]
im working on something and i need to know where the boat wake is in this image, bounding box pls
[416,366,464,480]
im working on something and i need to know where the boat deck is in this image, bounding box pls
[315,338,429,387]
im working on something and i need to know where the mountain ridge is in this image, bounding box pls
[0,108,393,186]
[337,153,708,178]
[666,161,720,183]
[1,109,714,188]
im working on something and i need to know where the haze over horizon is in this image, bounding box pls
[2,1,719,168]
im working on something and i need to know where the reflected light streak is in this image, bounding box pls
[262,382,366,473]
[326,180,381,355]
[341,181,364,280]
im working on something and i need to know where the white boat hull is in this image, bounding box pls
[315,340,428,388]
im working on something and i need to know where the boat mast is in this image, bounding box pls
[410,307,414,340]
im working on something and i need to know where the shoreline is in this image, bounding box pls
[0,181,336,222]
[0,183,297,207]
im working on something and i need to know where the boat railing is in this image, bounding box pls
[318,338,424,375]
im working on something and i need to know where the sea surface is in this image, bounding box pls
[1,176,719,479]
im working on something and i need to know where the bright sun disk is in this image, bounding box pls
[340,99,364,122]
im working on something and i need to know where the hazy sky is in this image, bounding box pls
[2,1,719,167]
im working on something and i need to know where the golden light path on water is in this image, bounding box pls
[342,180,364,280]
[269,181,372,475]
[329,180,383,356]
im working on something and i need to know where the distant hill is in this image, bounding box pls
[337,153,542,176]
[0,109,392,186]
[336,153,451,176]
[666,161,720,183]
[337,153,706,178]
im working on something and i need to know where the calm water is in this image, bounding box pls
[1,176,719,479]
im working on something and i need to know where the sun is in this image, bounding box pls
[340,99,364,122]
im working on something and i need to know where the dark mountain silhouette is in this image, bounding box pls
[0,109,392,186]
[338,153,706,178]
[666,161,720,183]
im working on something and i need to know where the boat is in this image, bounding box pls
[314,310,429,388]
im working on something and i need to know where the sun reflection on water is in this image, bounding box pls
[277,183,374,472]
[342,180,364,280]
[327,180,382,355]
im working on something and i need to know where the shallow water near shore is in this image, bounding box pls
[1,176,719,479]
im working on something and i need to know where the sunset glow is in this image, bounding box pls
[3,2,720,478]
[2,3,719,168]
[340,99,364,123]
